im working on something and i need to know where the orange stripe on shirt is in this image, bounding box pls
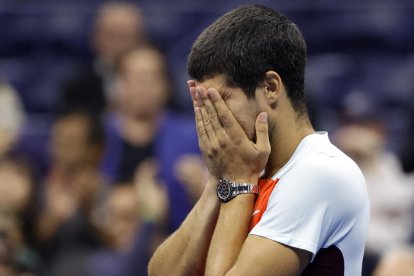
[250,178,279,230]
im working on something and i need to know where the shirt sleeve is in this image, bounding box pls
[249,154,362,259]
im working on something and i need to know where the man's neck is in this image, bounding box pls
[264,116,315,179]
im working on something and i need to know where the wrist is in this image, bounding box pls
[202,177,220,200]
[222,175,258,184]
[208,175,219,184]
[228,193,256,203]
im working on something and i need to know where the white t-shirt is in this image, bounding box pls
[250,132,370,276]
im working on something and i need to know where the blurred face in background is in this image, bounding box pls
[0,161,32,215]
[51,114,95,169]
[92,2,144,66]
[116,47,169,117]
[334,122,385,168]
[102,185,139,252]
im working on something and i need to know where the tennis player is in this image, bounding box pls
[148,5,369,276]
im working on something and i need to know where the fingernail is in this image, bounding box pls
[259,112,268,122]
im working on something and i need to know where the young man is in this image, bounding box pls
[148,5,369,276]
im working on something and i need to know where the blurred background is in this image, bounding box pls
[0,0,413,275]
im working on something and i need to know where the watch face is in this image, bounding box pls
[217,180,232,202]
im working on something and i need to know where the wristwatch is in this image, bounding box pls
[217,179,259,203]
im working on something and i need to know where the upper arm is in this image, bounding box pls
[226,235,311,276]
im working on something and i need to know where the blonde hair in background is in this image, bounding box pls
[0,83,26,155]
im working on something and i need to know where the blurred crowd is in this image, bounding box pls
[0,1,413,276]
[0,2,206,275]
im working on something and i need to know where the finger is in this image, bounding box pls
[207,88,246,139]
[194,106,209,151]
[187,80,196,104]
[202,87,227,138]
[189,86,199,108]
[254,112,271,154]
[187,80,196,89]
[195,87,204,107]
[197,86,217,142]
[187,80,201,108]
[139,158,158,175]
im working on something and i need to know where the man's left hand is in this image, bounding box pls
[191,85,270,183]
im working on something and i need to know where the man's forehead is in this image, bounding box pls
[196,74,229,95]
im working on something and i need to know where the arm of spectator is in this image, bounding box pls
[120,222,156,276]
[36,186,78,244]
[134,160,168,225]
[174,154,206,203]
[116,164,163,276]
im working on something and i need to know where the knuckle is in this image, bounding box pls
[198,128,207,137]
[204,117,211,126]
[259,147,271,156]
[210,145,218,154]
[217,111,226,120]
[259,126,268,133]
[210,96,219,103]
[210,117,219,126]
[208,112,217,122]
[233,137,242,144]
[217,111,228,123]
[218,137,227,148]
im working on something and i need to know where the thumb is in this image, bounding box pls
[255,112,271,153]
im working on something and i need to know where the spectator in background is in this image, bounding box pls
[60,2,145,115]
[399,103,414,173]
[374,247,414,276]
[0,155,42,275]
[101,44,202,230]
[89,160,168,276]
[0,224,15,275]
[35,111,105,276]
[174,154,206,204]
[0,83,26,157]
[102,44,169,182]
[0,214,35,276]
[0,83,39,274]
[333,119,414,276]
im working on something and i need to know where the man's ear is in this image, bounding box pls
[264,71,283,107]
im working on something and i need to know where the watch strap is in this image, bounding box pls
[232,182,259,196]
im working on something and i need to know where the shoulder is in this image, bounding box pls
[277,145,367,212]
[250,138,369,256]
[286,139,363,183]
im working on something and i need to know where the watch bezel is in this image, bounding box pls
[217,179,233,202]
